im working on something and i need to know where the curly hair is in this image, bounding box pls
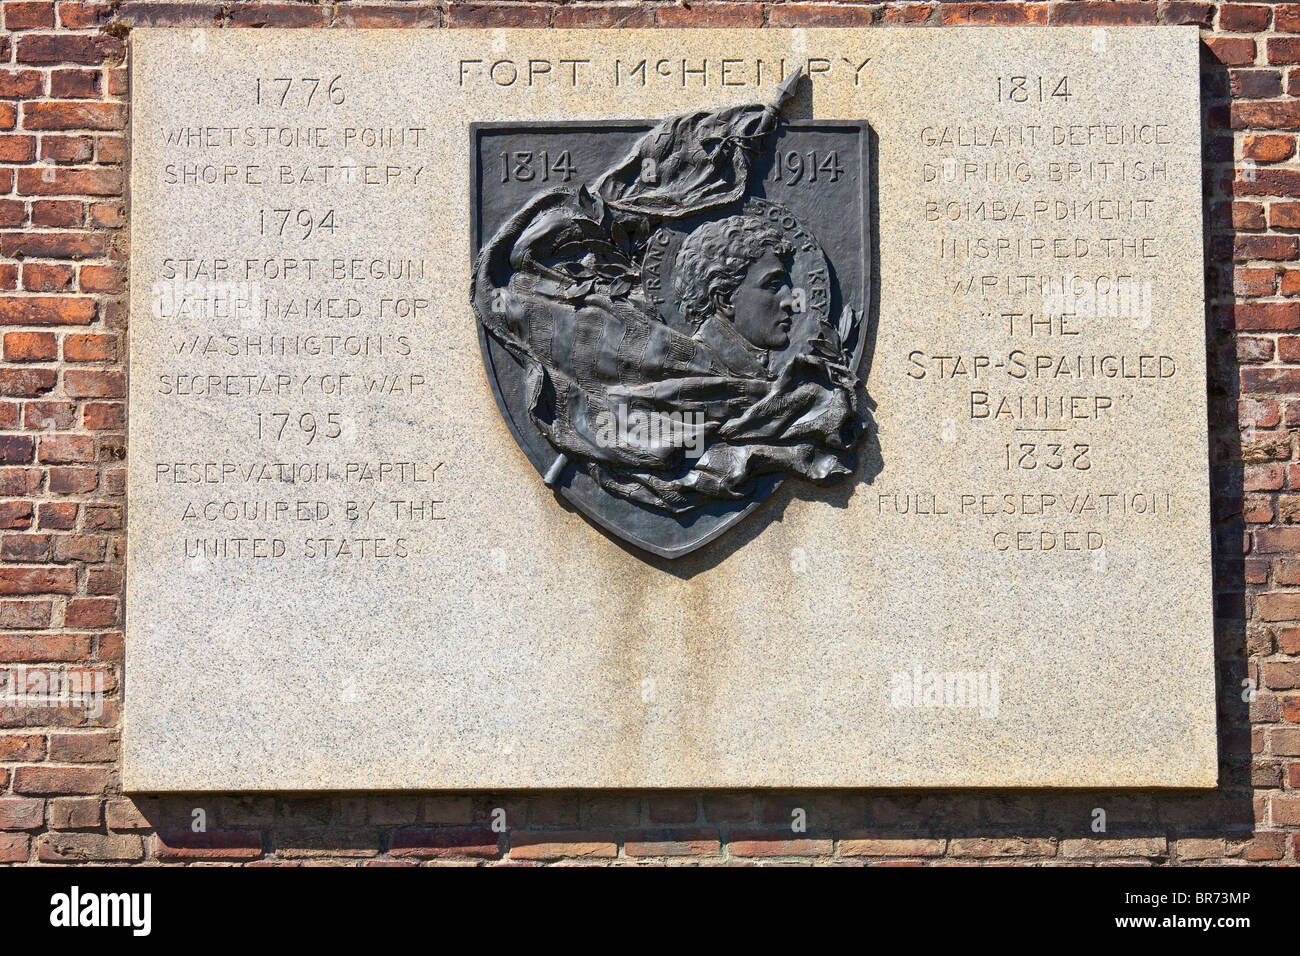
[673,215,794,330]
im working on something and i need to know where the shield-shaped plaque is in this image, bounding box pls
[471,81,872,558]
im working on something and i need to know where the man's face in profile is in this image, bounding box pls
[729,250,796,350]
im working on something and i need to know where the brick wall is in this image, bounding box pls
[0,0,1293,866]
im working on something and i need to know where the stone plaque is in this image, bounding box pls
[127,27,1215,790]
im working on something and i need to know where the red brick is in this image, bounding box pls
[154,828,264,860]
[1231,98,1300,129]
[0,231,105,259]
[82,402,121,430]
[2,533,49,561]
[81,504,119,530]
[62,598,115,627]
[63,369,122,397]
[0,70,43,99]
[62,331,116,362]
[0,566,76,595]
[949,837,1057,857]
[1273,202,1300,231]
[0,368,56,396]
[24,401,74,430]
[36,502,74,530]
[768,3,876,27]
[1280,3,1300,31]
[941,3,1047,25]
[883,3,935,23]
[49,69,99,99]
[1262,661,1300,692]
[1248,465,1289,494]
[728,829,833,857]
[38,434,93,464]
[447,3,550,27]
[3,331,56,361]
[97,630,122,661]
[228,2,330,26]
[553,4,653,28]
[0,133,36,162]
[20,263,73,293]
[0,632,89,661]
[389,826,500,858]
[16,165,121,195]
[1256,528,1300,553]
[0,501,32,530]
[1244,497,1274,522]
[1231,302,1300,330]
[1271,38,1300,66]
[47,796,99,829]
[0,296,94,327]
[40,134,93,164]
[0,468,40,495]
[28,200,81,228]
[1230,69,1283,99]
[1245,133,1296,164]
[38,832,141,862]
[1051,1,1157,24]
[1208,37,1259,67]
[1234,267,1276,296]
[83,569,117,599]
[1229,168,1300,198]
[0,797,44,829]
[624,828,721,857]
[104,68,125,96]
[75,266,121,295]
[12,764,106,794]
[4,1,54,29]
[646,794,698,824]
[85,201,118,228]
[94,135,124,164]
[100,797,145,830]
[508,830,616,860]
[1233,235,1299,261]
[0,733,42,760]
[331,4,440,28]
[1272,795,1300,825]
[1220,3,1270,31]
[839,835,947,857]
[1269,726,1300,755]
[46,466,95,494]
[0,833,29,861]
[1243,398,1281,428]
[15,34,121,66]
[0,599,49,627]
[655,4,764,27]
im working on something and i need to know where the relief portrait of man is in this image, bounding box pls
[472,71,870,554]
[676,215,798,376]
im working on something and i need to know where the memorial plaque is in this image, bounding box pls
[127,27,1215,790]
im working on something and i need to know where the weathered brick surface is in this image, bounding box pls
[0,0,1289,867]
